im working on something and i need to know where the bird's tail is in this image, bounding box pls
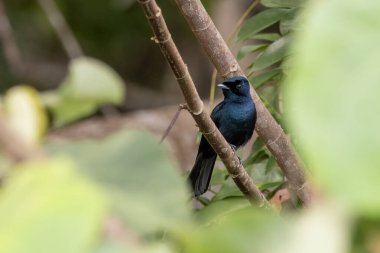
[188,146,217,196]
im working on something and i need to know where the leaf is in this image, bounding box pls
[251,33,281,42]
[46,130,191,233]
[280,206,350,253]
[60,57,125,104]
[258,181,284,191]
[261,0,303,8]
[237,44,267,60]
[284,0,380,216]
[0,158,106,253]
[96,240,174,253]
[44,57,126,127]
[212,178,244,201]
[243,138,268,166]
[248,159,283,187]
[251,35,291,71]
[265,156,278,174]
[4,85,48,144]
[243,147,268,166]
[47,95,98,127]
[195,198,250,224]
[181,207,288,253]
[249,69,282,89]
[209,167,228,186]
[238,8,289,41]
[280,8,298,35]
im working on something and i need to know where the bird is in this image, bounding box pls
[188,75,257,196]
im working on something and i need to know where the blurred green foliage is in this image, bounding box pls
[284,0,380,217]
[0,0,210,93]
[0,0,380,252]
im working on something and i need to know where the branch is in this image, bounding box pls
[174,0,313,205]
[38,0,83,59]
[209,0,259,109]
[0,0,24,76]
[137,0,268,206]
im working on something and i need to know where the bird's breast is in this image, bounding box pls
[219,100,256,147]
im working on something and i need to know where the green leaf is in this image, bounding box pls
[195,198,249,223]
[60,57,125,104]
[0,158,106,253]
[257,181,283,191]
[251,33,281,42]
[265,156,278,174]
[247,159,283,187]
[212,178,244,201]
[243,147,268,167]
[181,207,288,253]
[261,0,304,8]
[237,44,267,60]
[96,240,174,253]
[252,137,265,151]
[249,69,282,89]
[251,36,290,71]
[280,8,298,35]
[238,8,289,41]
[243,138,268,166]
[43,57,126,127]
[46,130,191,233]
[284,0,380,216]
[47,96,98,127]
[209,167,228,186]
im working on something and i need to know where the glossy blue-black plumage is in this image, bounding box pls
[188,76,256,196]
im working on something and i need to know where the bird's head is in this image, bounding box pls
[217,76,251,99]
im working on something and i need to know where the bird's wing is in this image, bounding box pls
[210,101,225,127]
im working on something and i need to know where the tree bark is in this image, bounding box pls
[174,0,313,205]
[0,115,42,162]
[138,0,268,206]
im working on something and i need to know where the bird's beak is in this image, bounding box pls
[217,83,230,90]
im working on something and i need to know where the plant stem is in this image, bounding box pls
[138,0,269,207]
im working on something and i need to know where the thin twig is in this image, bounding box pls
[138,0,269,207]
[175,0,314,205]
[0,0,24,76]
[38,0,83,59]
[208,70,217,112]
[160,104,188,143]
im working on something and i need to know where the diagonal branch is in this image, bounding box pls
[138,0,268,207]
[174,0,313,205]
[38,0,83,59]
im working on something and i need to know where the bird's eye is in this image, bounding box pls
[236,84,242,89]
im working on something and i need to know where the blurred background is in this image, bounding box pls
[0,0,260,170]
[0,0,253,108]
[1,0,380,252]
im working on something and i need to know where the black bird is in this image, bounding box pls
[188,76,256,196]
